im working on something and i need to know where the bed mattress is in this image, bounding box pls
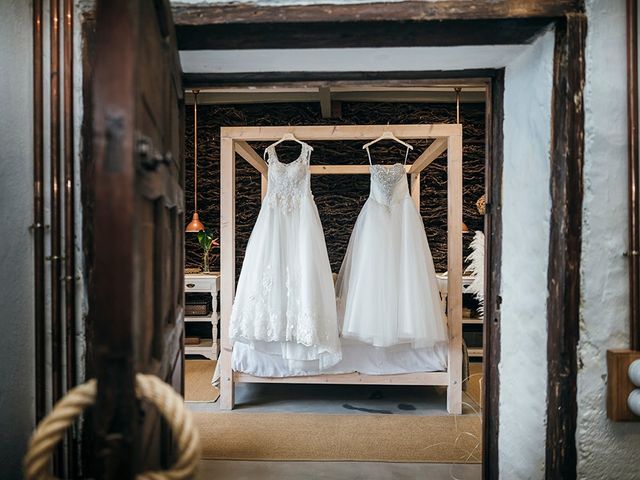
[231,338,448,377]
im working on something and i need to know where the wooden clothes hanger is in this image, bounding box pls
[362,131,414,151]
[267,132,314,151]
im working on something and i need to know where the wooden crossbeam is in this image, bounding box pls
[408,137,449,174]
[234,140,267,175]
[221,124,461,141]
[235,371,450,385]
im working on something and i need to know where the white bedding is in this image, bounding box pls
[231,338,448,377]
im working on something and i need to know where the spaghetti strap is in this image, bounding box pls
[365,147,373,166]
[366,146,409,166]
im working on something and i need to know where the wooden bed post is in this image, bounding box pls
[261,174,268,200]
[219,133,235,410]
[410,172,421,209]
[447,127,463,415]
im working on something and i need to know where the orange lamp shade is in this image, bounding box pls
[185,212,205,232]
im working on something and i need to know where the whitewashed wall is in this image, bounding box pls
[578,1,640,478]
[500,30,554,478]
[181,46,525,74]
[0,1,35,478]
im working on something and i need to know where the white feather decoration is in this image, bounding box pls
[465,231,485,318]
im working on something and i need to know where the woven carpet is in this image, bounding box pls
[193,411,481,463]
[185,360,219,402]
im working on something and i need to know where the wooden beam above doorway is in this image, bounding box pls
[172,1,583,25]
[175,18,557,50]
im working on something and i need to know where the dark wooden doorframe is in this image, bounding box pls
[546,13,587,479]
[482,69,504,480]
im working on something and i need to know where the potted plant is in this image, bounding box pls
[197,230,219,273]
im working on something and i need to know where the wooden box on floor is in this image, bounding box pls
[219,124,463,414]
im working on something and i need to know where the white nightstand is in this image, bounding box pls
[184,273,220,360]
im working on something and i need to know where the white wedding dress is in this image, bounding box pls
[229,142,341,370]
[336,149,448,348]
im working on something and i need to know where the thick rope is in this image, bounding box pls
[24,374,201,480]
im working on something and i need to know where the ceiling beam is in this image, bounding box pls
[408,137,449,173]
[331,90,486,104]
[183,88,486,105]
[182,70,495,89]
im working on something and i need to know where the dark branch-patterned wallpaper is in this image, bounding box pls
[184,102,485,276]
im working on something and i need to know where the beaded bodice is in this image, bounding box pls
[369,163,408,206]
[264,143,312,211]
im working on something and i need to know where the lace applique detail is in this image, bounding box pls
[264,144,311,212]
[370,163,405,206]
[230,264,338,349]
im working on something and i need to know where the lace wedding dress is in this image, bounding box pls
[336,149,448,348]
[230,142,341,370]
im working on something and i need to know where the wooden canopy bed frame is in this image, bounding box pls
[218,124,463,414]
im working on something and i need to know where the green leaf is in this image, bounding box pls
[197,230,218,252]
[197,231,210,250]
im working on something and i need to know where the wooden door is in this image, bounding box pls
[89,0,185,477]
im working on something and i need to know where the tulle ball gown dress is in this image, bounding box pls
[230,141,342,371]
[336,148,448,349]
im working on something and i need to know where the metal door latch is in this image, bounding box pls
[136,134,171,171]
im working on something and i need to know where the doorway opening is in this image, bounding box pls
[181,79,494,467]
